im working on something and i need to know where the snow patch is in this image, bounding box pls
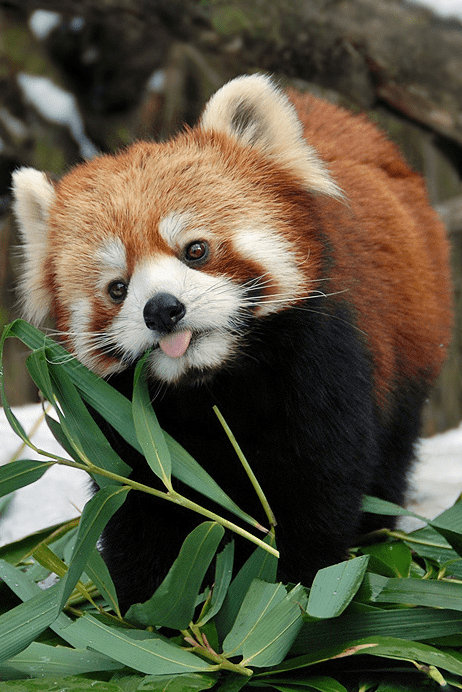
[28,10,62,40]
[16,73,98,160]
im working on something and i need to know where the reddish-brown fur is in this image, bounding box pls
[286,90,452,402]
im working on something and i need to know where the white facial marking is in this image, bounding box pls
[69,298,95,367]
[158,211,192,249]
[96,239,128,292]
[232,225,303,315]
[96,238,127,273]
[69,297,126,376]
[107,254,244,382]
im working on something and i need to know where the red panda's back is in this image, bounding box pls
[288,89,453,402]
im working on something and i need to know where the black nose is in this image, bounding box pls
[143,293,186,333]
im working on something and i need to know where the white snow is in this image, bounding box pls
[28,10,62,40]
[0,405,91,546]
[407,0,462,19]
[16,73,98,160]
[0,403,461,546]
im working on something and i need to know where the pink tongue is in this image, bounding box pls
[159,330,192,358]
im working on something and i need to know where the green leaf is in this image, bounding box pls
[85,546,121,616]
[0,585,60,663]
[307,556,369,619]
[266,635,462,677]
[403,525,457,564]
[362,495,421,518]
[197,540,234,625]
[3,319,141,451]
[0,323,35,447]
[215,533,278,640]
[25,347,55,403]
[293,607,462,654]
[428,501,462,558]
[137,672,218,690]
[126,522,224,629]
[254,677,347,692]
[223,580,287,657]
[240,583,307,667]
[0,558,94,650]
[212,674,249,691]
[0,459,53,498]
[0,641,122,679]
[364,495,462,559]
[132,353,172,488]
[44,413,83,465]
[360,541,411,578]
[64,613,213,675]
[57,484,129,609]
[47,360,131,483]
[361,574,462,611]
[0,676,123,691]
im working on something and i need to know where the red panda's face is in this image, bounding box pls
[12,75,339,383]
[46,148,309,383]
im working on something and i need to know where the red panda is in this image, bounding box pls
[12,75,453,612]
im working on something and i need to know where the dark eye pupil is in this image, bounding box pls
[186,241,207,261]
[108,281,127,302]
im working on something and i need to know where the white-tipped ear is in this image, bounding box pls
[11,167,56,324]
[200,74,341,198]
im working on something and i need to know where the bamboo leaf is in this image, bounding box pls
[213,405,276,528]
[215,533,278,640]
[364,495,462,558]
[45,413,83,464]
[223,580,287,657]
[3,319,141,451]
[64,613,213,674]
[0,323,35,447]
[132,353,172,489]
[126,522,224,629]
[0,459,53,498]
[0,641,122,679]
[0,585,60,663]
[0,519,77,567]
[25,347,55,403]
[197,540,234,626]
[360,542,411,578]
[365,575,462,611]
[85,546,121,616]
[47,360,131,483]
[57,484,129,609]
[240,583,307,667]
[136,672,218,690]
[0,678,123,691]
[293,607,462,655]
[266,635,462,677]
[307,556,369,619]
[427,501,462,558]
[0,558,97,650]
[254,677,348,692]
[362,495,422,519]
[32,543,97,605]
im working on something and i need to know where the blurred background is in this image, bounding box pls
[0,0,461,435]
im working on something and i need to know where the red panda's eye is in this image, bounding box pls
[184,240,209,263]
[108,280,128,303]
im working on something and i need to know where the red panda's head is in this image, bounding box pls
[12,75,341,384]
